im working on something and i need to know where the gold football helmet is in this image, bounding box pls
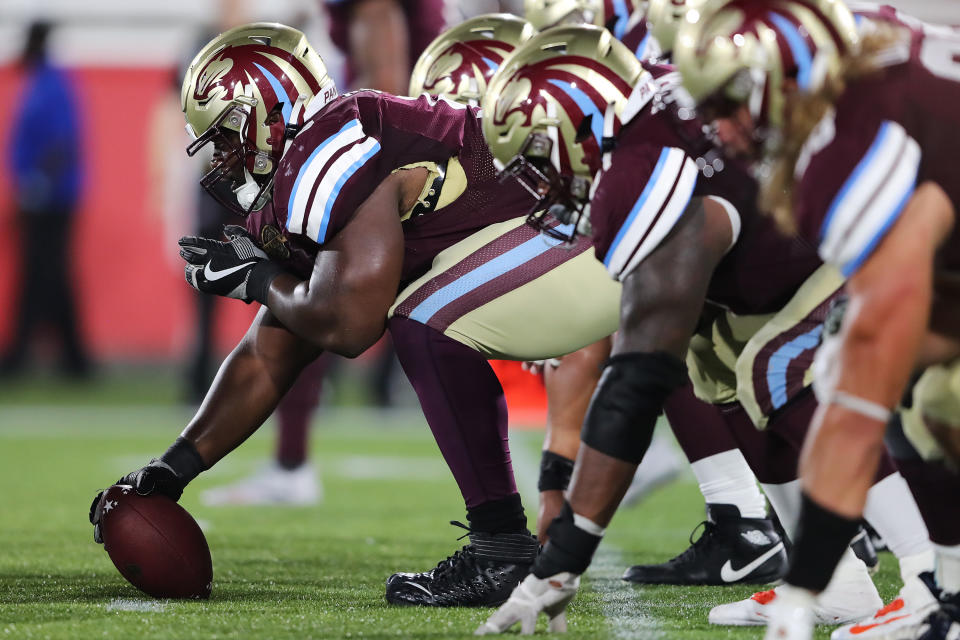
[409,14,537,106]
[482,25,644,240]
[181,23,337,215]
[644,0,708,56]
[524,0,643,38]
[674,0,858,131]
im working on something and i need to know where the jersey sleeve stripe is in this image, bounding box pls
[766,325,823,410]
[818,121,920,275]
[287,119,364,235]
[619,156,699,280]
[604,147,682,272]
[305,136,382,243]
[604,148,698,279]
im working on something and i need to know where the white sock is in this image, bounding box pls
[899,550,935,582]
[863,472,932,562]
[691,449,767,519]
[761,479,802,541]
[934,543,960,594]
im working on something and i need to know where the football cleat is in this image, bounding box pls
[831,572,940,640]
[762,584,818,640]
[915,591,960,640]
[710,551,883,626]
[623,503,787,585]
[199,462,322,506]
[385,521,539,607]
[851,526,880,576]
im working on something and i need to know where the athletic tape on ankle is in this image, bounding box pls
[534,503,602,577]
[829,391,891,423]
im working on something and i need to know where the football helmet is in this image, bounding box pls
[674,0,858,134]
[524,0,644,38]
[409,14,538,106]
[181,22,337,216]
[644,0,708,56]
[482,25,643,241]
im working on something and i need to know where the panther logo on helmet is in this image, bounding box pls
[410,14,537,106]
[182,23,337,216]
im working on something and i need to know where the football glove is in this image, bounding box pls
[89,438,206,544]
[178,225,284,304]
[474,572,580,635]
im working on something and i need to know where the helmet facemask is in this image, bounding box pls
[499,132,593,244]
[186,98,281,217]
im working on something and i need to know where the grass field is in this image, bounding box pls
[0,378,902,639]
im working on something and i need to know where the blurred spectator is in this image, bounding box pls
[1,22,91,378]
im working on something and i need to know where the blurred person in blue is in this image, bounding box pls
[1,21,91,378]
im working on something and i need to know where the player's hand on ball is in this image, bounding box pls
[89,459,193,544]
[475,572,580,635]
[178,225,283,304]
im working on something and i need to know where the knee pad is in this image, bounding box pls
[581,351,686,464]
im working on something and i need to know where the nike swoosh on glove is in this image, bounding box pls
[179,225,284,304]
[475,572,580,635]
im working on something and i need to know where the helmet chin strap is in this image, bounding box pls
[234,168,262,210]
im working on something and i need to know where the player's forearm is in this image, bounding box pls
[182,314,321,466]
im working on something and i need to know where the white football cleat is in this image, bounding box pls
[710,550,882,626]
[830,572,941,640]
[200,462,322,506]
[762,584,817,640]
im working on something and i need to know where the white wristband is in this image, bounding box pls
[829,391,892,423]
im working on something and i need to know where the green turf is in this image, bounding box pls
[0,402,901,639]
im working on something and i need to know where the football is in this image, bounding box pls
[98,484,212,599]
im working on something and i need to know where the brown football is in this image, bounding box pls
[99,484,212,599]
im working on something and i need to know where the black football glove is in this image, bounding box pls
[89,437,207,544]
[179,225,285,304]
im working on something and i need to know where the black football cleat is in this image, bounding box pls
[622,503,787,585]
[385,521,539,607]
[916,590,960,640]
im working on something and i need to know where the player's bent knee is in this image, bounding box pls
[581,351,686,464]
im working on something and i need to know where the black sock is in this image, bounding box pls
[785,492,861,592]
[467,493,528,534]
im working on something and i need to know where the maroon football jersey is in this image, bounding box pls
[589,65,823,315]
[792,16,960,278]
[620,9,660,60]
[245,91,535,283]
[324,0,446,88]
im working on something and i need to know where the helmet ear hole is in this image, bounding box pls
[574,114,594,144]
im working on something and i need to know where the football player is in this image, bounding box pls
[524,0,796,587]
[676,1,960,639]
[87,20,623,609]
[474,23,930,634]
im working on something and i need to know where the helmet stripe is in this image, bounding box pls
[253,62,293,123]
[767,12,814,89]
[547,79,604,147]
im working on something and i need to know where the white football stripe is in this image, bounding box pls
[826,136,920,275]
[819,121,920,275]
[819,121,908,263]
[620,156,699,280]
[287,119,365,235]
[305,136,381,242]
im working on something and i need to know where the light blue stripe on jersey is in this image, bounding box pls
[635,33,651,59]
[819,121,895,244]
[407,232,568,324]
[547,80,602,147]
[288,119,362,232]
[612,0,629,38]
[768,12,813,89]
[766,325,823,410]
[316,139,381,243]
[253,63,292,123]
[842,182,914,276]
[604,147,673,268]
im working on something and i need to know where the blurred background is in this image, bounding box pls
[0,0,953,405]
